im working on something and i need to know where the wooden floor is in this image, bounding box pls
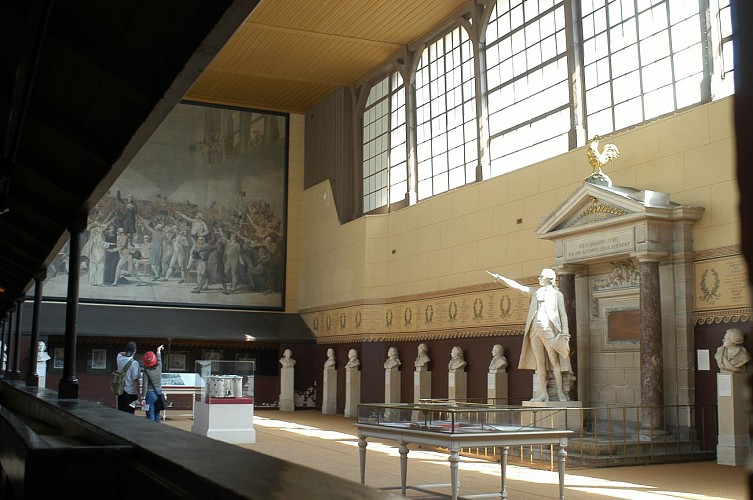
[162,408,748,500]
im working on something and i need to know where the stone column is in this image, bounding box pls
[60,213,86,399]
[558,270,577,401]
[12,298,24,379]
[26,271,45,386]
[639,257,664,432]
[4,306,14,378]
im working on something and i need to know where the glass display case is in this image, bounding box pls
[357,401,567,433]
[191,360,256,444]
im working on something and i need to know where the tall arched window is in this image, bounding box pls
[485,0,571,177]
[362,72,405,213]
[415,26,477,200]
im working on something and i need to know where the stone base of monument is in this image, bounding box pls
[521,400,583,431]
[192,397,256,444]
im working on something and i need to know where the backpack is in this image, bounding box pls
[110,357,134,395]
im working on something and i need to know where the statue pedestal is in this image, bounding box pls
[344,367,360,418]
[521,400,583,430]
[448,371,467,401]
[279,366,294,411]
[717,372,751,466]
[384,371,400,403]
[37,360,48,388]
[487,372,508,405]
[413,369,431,403]
[322,368,337,414]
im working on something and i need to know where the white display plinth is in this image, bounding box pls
[384,371,400,403]
[279,366,294,411]
[717,372,751,466]
[487,372,508,405]
[192,397,256,444]
[413,370,431,403]
[37,361,48,388]
[344,368,360,418]
[322,368,337,414]
[448,371,467,400]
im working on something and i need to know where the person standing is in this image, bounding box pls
[141,344,165,422]
[490,268,571,402]
[116,342,142,413]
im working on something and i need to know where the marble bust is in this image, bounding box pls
[279,348,296,368]
[345,348,360,369]
[488,344,508,373]
[37,341,51,362]
[383,347,401,371]
[414,343,431,370]
[324,348,336,369]
[715,328,751,373]
[448,346,467,373]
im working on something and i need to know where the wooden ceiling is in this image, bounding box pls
[185,0,469,113]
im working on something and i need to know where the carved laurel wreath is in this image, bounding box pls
[339,313,346,329]
[312,316,319,330]
[404,307,413,326]
[325,315,332,331]
[700,268,721,304]
[425,305,434,324]
[499,295,512,319]
[448,302,458,322]
[386,309,393,326]
[355,311,362,328]
[473,298,483,320]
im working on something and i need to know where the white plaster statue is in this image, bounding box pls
[37,341,51,362]
[323,348,336,369]
[383,347,401,371]
[279,348,296,368]
[1,343,6,371]
[489,268,571,402]
[448,346,467,373]
[715,328,752,373]
[488,344,508,373]
[345,348,360,369]
[414,343,430,369]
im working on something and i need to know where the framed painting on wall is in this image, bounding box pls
[41,101,288,311]
[89,348,108,371]
[53,348,64,370]
[167,352,188,372]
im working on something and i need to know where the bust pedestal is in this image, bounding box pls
[344,367,361,418]
[279,366,294,411]
[448,371,467,401]
[322,368,337,414]
[385,370,400,403]
[717,372,751,465]
[521,400,583,430]
[487,371,508,405]
[413,368,431,403]
[37,360,48,388]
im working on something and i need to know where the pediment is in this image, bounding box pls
[536,181,675,237]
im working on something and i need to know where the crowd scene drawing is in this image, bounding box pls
[44,103,287,309]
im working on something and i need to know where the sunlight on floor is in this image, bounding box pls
[253,416,737,500]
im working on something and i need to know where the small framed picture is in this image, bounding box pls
[168,352,188,372]
[201,350,222,361]
[53,347,65,370]
[90,349,108,370]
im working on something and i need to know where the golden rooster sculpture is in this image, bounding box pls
[586,135,620,186]
[587,135,620,172]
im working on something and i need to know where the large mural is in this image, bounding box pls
[44,102,288,310]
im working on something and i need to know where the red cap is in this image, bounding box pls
[143,351,157,368]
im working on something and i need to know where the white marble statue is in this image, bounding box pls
[324,348,336,369]
[448,346,467,372]
[715,328,752,373]
[383,347,401,371]
[345,348,360,369]
[488,344,508,373]
[279,348,296,368]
